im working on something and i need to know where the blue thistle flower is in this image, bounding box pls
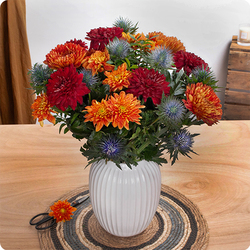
[157,96,185,128]
[113,17,138,34]
[99,135,125,160]
[78,68,98,88]
[106,37,130,59]
[173,129,194,154]
[147,47,172,69]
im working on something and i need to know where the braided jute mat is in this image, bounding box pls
[37,184,209,250]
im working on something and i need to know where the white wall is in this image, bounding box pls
[26,0,250,107]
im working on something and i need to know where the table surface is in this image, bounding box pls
[0,121,250,250]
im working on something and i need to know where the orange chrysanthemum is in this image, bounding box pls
[122,32,156,51]
[103,63,132,92]
[183,82,222,126]
[49,199,77,223]
[31,94,56,127]
[43,42,87,69]
[148,32,185,54]
[84,99,112,131]
[82,48,114,76]
[107,91,145,130]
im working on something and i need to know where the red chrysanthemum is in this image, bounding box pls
[126,67,170,105]
[46,64,90,111]
[85,27,123,51]
[173,50,209,75]
[183,82,222,126]
[44,42,87,69]
[49,199,77,223]
[65,38,88,50]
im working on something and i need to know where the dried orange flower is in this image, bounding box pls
[84,99,112,132]
[107,91,145,130]
[49,199,77,223]
[82,48,114,75]
[103,63,132,92]
[31,93,56,127]
[183,82,222,126]
[148,32,185,54]
[43,42,87,69]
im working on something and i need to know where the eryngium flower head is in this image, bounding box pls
[157,96,185,128]
[78,68,98,88]
[29,63,54,94]
[113,17,138,34]
[98,135,125,160]
[167,129,196,165]
[106,37,130,59]
[147,46,172,69]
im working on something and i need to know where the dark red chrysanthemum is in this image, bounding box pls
[47,64,90,111]
[126,67,170,105]
[65,39,88,50]
[173,50,209,75]
[85,27,123,51]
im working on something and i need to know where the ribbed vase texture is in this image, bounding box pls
[89,160,161,237]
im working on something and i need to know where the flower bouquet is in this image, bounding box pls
[29,17,222,168]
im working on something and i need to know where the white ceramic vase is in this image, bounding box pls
[89,159,161,237]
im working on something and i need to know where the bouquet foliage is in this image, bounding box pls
[30,17,222,168]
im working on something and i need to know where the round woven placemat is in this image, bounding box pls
[37,185,209,250]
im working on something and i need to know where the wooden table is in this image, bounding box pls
[0,121,250,250]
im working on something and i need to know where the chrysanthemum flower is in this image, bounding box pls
[98,134,125,159]
[47,64,90,111]
[65,38,88,50]
[103,63,132,92]
[82,48,115,76]
[31,93,56,127]
[126,67,170,105]
[44,42,87,69]
[174,50,209,75]
[84,99,112,132]
[49,199,77,223]
[85,27,123,51]
[183,82,222,126]
[147,46,173,69]
[148,32,185,54]
[106,37,130,59]
[107,91,144,130]
[157,96,186,128]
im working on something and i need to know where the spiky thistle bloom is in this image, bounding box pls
[84,98,112,132]
[113,17,138,34]
[47,64,90,111]
[147,46,173,69]
[78,68,99,88]
[98,134,125,160]
[106,37,130,59]
[148,32,186,54]
[44,42,87,69]
[82,48,115,76]
[29,63,54,94]
[107,91,145,130]
[85,27,123,51]
[126,67,170,105]
[157,96,186,128]
[49,199,77,223]
[183,82,222,126]
[174,50,209,76]
[31,93,56,127]
[103,63,132,92]
[65,38,88,50]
